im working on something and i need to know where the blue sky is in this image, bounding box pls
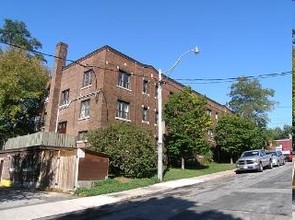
[1,0,294,128]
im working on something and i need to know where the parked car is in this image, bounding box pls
[283,153,293,162]
[236,149,272,173]
[266,150,285,166]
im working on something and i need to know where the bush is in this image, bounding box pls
[88,122,157,178]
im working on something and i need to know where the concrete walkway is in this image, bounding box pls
[0,170,236,220]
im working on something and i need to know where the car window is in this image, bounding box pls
[242,151,259,157]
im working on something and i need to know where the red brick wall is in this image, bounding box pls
[44,44,230,142]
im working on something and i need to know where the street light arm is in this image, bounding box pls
[163,47,199,75]
[156,46,199,182]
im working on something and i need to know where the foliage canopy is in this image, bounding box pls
[227,77,275,128]
[0,19,45,61]
[164,87,212,168]
[0,49,49,144]
[215,114,267,163]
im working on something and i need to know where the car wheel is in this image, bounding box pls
[258,162,263,172]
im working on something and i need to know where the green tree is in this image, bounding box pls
[0,49,49,145]
[0,19,45,61]
[227,77,275,128]
[164,87,212,169]
[267,125,292,140]
[88,122,157,178]
[215,114,267,164]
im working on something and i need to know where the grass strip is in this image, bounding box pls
[75,163,235,196]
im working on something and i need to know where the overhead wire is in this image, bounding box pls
[0,41,291,84]
[1,41,291,125]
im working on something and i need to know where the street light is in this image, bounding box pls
[157,47,199,181]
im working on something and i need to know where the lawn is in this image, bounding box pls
[75,163,235,196]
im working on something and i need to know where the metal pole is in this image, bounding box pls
[156,47,199,182]
[157,69,163,182]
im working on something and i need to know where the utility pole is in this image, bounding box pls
[156,47,199,182]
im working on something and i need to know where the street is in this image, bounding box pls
[45,162,292,220]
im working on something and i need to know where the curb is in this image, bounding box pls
[85,169,237,206]
[0,169,236,220]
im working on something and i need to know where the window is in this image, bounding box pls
[117,70,131,89]
[215,112,219,120]
[208,129,214,140]
[60,89,69,106]
[80,99,90,118]
[78,131,88,141]
[82,70,93,87]
[206,109,212,117]
[116,100,129,120]
[57,121,67,133]
[142,106,148,121]
[143,80,148,94]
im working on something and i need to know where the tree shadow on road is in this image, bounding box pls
[0,187,44,203]
[49,195,243,220]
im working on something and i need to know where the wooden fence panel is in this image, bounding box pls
[57,156,76,191]
[3,132,76,150]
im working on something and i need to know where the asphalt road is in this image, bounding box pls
[0,188,77,211]
[49,162,292,220]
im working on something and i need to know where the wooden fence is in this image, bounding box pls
[3,132,77,150]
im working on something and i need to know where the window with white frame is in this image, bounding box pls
[117,70,131,89]
[82,70,93,87]
[208,129,214,140]
[206,109,212,117]
[143,79,148,94]
[155,84,158,97]
[215,112,219,120]
[116,100,129,120]
[80,99,90,118]
[142,106,148,121]
[60,89,69,106]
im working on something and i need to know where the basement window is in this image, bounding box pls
[78,131,88,142]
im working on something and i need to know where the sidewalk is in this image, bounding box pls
[0,170,236,220]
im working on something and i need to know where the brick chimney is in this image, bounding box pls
[44,42,68,132]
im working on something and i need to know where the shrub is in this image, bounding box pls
[88,122,157,178]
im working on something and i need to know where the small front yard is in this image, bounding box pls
[75,163,235,196]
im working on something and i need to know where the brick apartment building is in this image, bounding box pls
[44,42,230,147]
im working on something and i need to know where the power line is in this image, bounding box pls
[175,71,291,84]
[0,41,291,83]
